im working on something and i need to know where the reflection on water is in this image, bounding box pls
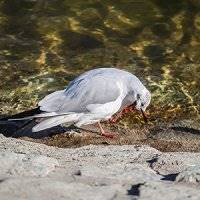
[0,0,199,126]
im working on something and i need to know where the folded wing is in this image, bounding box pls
[39,71,122,114]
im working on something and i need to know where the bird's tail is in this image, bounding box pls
[32,113,83,132]
[1,107,41,121]
[8,111,74,121]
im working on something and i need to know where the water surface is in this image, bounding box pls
[0,0,200,127]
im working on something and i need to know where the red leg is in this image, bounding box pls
[109,110,123,123]
[109,104,136,123]
[97,122,115,139]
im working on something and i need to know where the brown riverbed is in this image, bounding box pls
[16,120,200,152]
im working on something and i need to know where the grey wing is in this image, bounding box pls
[39,74,121,113]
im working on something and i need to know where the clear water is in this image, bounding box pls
[0,0,199,127]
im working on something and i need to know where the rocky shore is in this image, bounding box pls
[0,133,200,200]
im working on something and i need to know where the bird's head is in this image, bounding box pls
[135,89,151,122]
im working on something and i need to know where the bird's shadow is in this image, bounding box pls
[0,118,65,138]
[0,115,100,139]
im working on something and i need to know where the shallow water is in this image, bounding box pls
[0,0,200,127]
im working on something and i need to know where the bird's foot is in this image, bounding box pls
[101,132,115,139]
[109,105,135,124]
[109,117,118,123]
[109,112,123,123]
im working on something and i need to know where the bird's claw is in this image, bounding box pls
[109,118,118,123]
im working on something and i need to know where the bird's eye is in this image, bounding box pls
[141,103,144,107]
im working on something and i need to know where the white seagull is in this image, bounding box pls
[10,68,151,137]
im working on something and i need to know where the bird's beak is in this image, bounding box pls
[141,109,148,123]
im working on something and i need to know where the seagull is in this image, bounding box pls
[7,68,151,138]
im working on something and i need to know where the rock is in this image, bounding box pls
[80,163,162,182]
[72,169,82,176]
[0,177,127,200]
[0,151,59,177]
[176,166,200,184]
[133,181,200,200]
[0,134,200,199]
[150,153,200,175]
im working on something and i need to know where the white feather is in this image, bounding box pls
[8,111,74,121]
[32,113,82,132]
[39,90,66,112]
